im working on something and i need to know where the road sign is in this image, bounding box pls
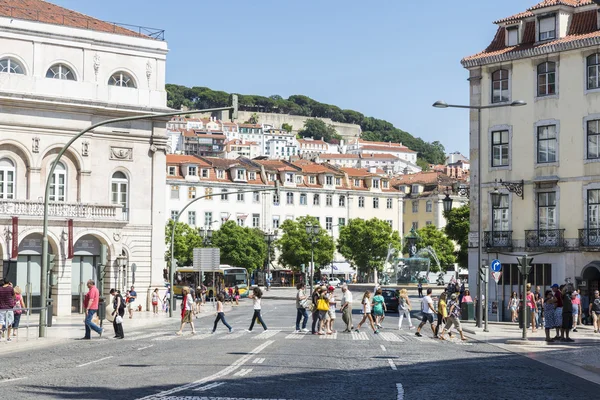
[492,271,502,283]
[490,259,502,272]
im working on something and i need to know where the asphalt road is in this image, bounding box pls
[0,294,598,400]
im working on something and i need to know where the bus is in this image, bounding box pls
[173,265,249,299]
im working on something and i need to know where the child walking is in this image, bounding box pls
[212,294,233,333]
[151,288,161,315]
[355,290,377,334]
[247,287,267,332]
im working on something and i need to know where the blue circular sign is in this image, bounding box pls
[491,259,502,272]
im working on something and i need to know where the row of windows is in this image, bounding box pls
[404,200,434,213]
[0,157,129,212]
[0,57,137,88]
[491,118,600,167]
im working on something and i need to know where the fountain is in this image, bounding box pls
[393,228,441,284]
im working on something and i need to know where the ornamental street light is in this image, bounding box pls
[39,96,239,337]
[263,230,277,287]
[433,98,527,329]
[305,223,320,294]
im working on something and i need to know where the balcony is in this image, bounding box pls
[484,231,513,250]
[579,228,600,249]
[0,200,126,222]
[525,229,565,251]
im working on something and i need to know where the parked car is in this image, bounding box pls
[328,278,342,287]
[381,289,399,312]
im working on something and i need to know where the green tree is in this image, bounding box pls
[282,123,293,133]
[164,220,203,268]
[298,118,340,142]
[210,221,267,273]
[276,216,335,271]
[337,218,401,276]
[245,112,259,124]
[444,204,469,268]
[404,225,456,272]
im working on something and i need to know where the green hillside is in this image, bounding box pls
[166,84,446,167]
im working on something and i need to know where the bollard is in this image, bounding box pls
[46,298,54,328]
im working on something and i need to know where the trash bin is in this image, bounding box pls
[98,297,106,325]
[46,298,54,328]
[461,302,475,320]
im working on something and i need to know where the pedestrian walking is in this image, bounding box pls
[551,284,563,340]
[127,286,137,319]
[561,287,574,342]
[234,286,240,306]
[508,291,519,323]
[415,288,436,338]
[326,286,337,334]
[398,289,414,330]
[81,279,103,340]
[295,283,309,333]
[534,292,544,330]
[316,287,330,334]
[247,287,267,332]
[590,290,600,332]
[11,285,24,338]
[176,286,196,335]
[543,290,557,342]
[372,288,386,329]
[195,286,203,316]
[0,279,15,342]
[340,285,353,332]
[212,294,233,334]
[435,292,448,337]
[151,288,161,315]
[438,293,467,341]
[311,286,322,334]
[355,290,377,334]
[417,282,423,298]
[109,289,125,339]
[526,284,537,333]
[163,286,171,314]
[571,291,581,332]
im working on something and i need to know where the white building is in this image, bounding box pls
[225,139,261,159]
[298,138,330,159]
[347,139,418,165]
[263,128,299,159]
[318,153,421,175]
[0,0,169,316]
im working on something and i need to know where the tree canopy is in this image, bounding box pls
[337,218,401,276]
[164,220,203,268]
[444,204,469,268]
[403,225,456,273]
[276,216,335,271]
[298,119,340,142]
[210,221,267,273]
[166,84,446,165]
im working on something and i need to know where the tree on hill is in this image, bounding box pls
[282,123,293,133]
[298,119,340,142]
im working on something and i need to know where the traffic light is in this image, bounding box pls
[229,94,238,121]
[517,255,534,275]
[479,265,488,283]
[48,254,56,270]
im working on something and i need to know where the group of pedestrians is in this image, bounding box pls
[0,279,24,342]
[415,288,467,341]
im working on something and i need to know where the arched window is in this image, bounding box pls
[111,171,129,219]
[46,63,76,81]
[108,71,136,88]
[0,58,24,74]
[49,162,66,202]
[0,158,15,199]
[491,69,509,103]
[588,54,600,90]
[537,62,556,96]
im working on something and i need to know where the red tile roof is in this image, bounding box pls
[0,0,152,38]
[494,1,595,24]
[319,153,360,159]
[360,153,401,160]
[166,154,210,166]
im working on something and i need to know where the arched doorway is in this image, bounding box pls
[71,235,102,313]
[582,262,600,297]
[6,233,55,310]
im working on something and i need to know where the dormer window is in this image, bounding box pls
[309,176,316,184]
[296,175,303,184]
[354,179,361,187]
[285,173,294,183]
[335,177,341,186]
[217,170,224,179]
[382,180,389,189]
[188,166,197,176]
[507,26,518,46]
[326,175,333,185]
[236,169,246,180]
[201,169,209,178]
[372,179,380,189]
[168,166,176,176]
[269,173,276,181]
[249,172,256,180]
[412,184,420,194]
[539,15,556,41]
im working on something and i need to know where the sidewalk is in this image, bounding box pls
[0,302,232,354]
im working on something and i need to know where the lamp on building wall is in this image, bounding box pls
[490,185,502,209]
[495,178,525,200]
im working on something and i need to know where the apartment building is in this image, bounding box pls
[461,0,600,305]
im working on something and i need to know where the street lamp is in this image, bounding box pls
[263,230,277,286]
[433,98,527,329]
[199,227,213,245]
[305,222,320,294]
[442,192,453,214]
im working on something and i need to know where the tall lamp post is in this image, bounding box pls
[199,227,213,245]
[306,223,320,294]
[433,99,526,328]
[263,230,277,286]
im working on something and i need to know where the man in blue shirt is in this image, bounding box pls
[128,286,137,319]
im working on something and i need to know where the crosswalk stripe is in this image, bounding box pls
[219,332,246,340]
[320,332,337,340]
[285,333,305,339]
[252,330,280,339]
[185,333,212,340]
[125,331,171,340]
[152,335,179,341]
[234,368,252,377]
[379,332,404,342]
[351,331,369,341]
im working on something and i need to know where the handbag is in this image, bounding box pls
[115,315,123,324]
[317,298,329,311]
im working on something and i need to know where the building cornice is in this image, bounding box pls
[461,35,600,68]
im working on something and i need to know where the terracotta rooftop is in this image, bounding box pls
[166,154,210,166]
[320,154,360,159]
[360,153,401,160]
[392,171,456,187]
[494,1,595,24]
[0,0,162,39]
[339,167,383,177]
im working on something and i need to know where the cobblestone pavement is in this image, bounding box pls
[0,291,599,400]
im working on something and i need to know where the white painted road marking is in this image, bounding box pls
[397,383,405,400]
[252,330,280,339]
[153,335,178,341]
[136,340,274,399]
[220,332,246,340]
[137,345,154,351]
[234,368,252,377]
[381,345,387,351]
[0,377,27,384]
[76,356,113,368]
[320,332,337,340]
[193,382,225,392]
[284,333,305,339]
[186,333,212,340]
[125,331,170,341]
[388,359,397,371]
[351,331,369,340]
[252,358,265,364]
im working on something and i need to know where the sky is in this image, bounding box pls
[51,0,529,156]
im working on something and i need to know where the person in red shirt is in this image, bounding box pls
[81,279,103,340]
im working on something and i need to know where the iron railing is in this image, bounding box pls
[525,229,565,248]
[0,5,165,40]
[579,228,600,247]
[484,230,513,248]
